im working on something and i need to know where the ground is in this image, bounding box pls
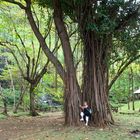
[0,112,139,140]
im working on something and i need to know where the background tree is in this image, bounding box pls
[109,62,140,110]
[0,5,56,115]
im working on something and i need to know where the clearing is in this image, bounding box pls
[0,112,139,140]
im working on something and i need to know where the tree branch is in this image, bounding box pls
[32,5,40,29]
[24,0,65,81]
[33,43,61,87]
[108,54,140,90]
[14,29,29,64]
[2,0,65,81]
[33,46,41,79]
[0,42,25,78]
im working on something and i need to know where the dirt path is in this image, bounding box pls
[0,112,63,140]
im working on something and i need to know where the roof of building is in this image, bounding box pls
[134,89,140,94]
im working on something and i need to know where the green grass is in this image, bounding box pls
[0,110,29,120]
[18,113,140,140]
[0,113,7,120]
[119,100,140,113]
[0,111,140,140]
[9,111,29,117]
[0,102,139,140]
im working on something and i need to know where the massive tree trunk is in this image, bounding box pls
[53,0,81,126]
[82,31,114,127]
[4,0,80,125]
[64,71,81,126]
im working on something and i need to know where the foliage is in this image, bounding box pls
[9,111,29,117]
[37,0,140,34]
[0,113,7,120]
[1,88,20,105]
[22,93,30,110]
[110,63,140,104]
[36,72,63,103]
[119,100,140,112]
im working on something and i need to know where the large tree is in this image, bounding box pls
[77,0,139,126]
[37,0,140,126]
[1,0,140,127]
[0,0,81,125]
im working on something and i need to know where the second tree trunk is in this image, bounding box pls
[82,32,114,127]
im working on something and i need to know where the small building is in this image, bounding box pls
[134,88,140,94]
[134,88,140,99]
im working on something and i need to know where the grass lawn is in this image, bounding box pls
[119,100,140,113]
[28,114,140,140]
[0,111,139,140]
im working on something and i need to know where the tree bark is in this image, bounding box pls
[53,0,81,126]
[82,31,114,127]
[29,85,38,116]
